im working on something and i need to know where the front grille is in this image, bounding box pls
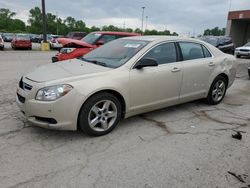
[240,49,250,52]
[17,93,25,103]
[19,77,33,91]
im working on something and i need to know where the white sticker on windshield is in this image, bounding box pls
[124,44,141,48]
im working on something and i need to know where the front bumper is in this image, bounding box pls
[235,51,250,56]
[16,78,83,131]
[52,56,59,63]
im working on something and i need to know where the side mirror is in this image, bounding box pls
[96,40,104,46]
[135,58,158,69]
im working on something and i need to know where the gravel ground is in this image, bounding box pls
[0,50,249,188]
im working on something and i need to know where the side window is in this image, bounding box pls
[98,35,116,44]
[179,42,204,61]
[116,35,126,39]
[202,45,212,58]
[143,42,177,65]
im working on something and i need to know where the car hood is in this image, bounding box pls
[25,59,111,82]
[57,38,93,48]
[236,46,250,50]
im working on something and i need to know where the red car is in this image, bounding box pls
[66,32,86,40]
[52,31,140,62]
[11,34,32,50]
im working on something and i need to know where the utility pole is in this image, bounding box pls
[56,12,59,35]
[229,0,232,11]
[41,0,47,42]
[141,6,145,34]
[145,16,148,31]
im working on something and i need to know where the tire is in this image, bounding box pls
[236,55,241,58]
[248,69,250,79]
[206,76,227,105]
[78,92,122,136]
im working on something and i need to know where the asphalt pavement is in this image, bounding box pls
[0,49,249,188]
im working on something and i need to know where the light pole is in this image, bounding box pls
[41,0,47,42]
[229,0,232,11]
[141,6,145,34]
[56,12,59,35]
[145,16,148,31]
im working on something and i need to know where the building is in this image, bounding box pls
[226,10,250,47]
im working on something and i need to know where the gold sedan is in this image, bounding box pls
[16,36,236,136]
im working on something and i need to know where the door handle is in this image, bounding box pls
[208,62,215,67]
[171,67,181,72]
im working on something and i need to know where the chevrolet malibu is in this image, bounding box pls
[16,36,236,136]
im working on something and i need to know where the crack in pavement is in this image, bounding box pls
[192,110,249,127]
[6,163,86,188]
[140,115,171,133]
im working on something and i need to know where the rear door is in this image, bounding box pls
[178,42,215,102]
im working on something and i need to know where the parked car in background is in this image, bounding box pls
[66,32,86,40]
[11,34,32,50]
[248,63,250,78]
[2,33,15,42]
[52,31,140,62]
[17,36,236,136]
[235,42,250,58]
[31,34,43,43]
[201,36,235,54]
[49,35,63,50]
[0,35,4,50]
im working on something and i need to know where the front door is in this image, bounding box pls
[129,42,183,113]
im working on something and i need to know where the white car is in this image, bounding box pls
[16,36,236,136]
[235,42,250,58]
[0,35,4,50]
[49,37,63,50]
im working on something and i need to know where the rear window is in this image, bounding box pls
[16,35,30,40]
[179,42,204,61]
[202,46,212,58]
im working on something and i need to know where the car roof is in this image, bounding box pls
[122,35,203,43]
[92,31,140,36]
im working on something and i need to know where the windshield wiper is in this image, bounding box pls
[80,57,108,67]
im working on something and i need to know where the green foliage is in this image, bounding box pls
[0,7,178,36]
[203,27,225,36]
[0,8,25,32]
[144,29,178,36]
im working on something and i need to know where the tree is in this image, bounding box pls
[0,8,16,31]
[91,26,101,32]
[28,7,42,34]
[134,28,142,34]
[203,27,225,36]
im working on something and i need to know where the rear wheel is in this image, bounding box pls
[207,76,227,105]
[78,92,122,136]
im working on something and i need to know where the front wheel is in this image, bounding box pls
[206,76,227,105]
[236,55,241,58]
[78,92,122,136]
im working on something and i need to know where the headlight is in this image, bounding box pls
[235,49,239,52]
[36,84,73,101]
[60,48,76,54]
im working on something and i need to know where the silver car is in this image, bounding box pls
[16,36,236,136]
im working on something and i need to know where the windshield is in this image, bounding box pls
[16,35,30,40]
[244,42,250,47]
[203,37,219,46]
[82,39,149,68]
[82,33,102,44]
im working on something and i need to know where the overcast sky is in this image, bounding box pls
[1,0,250,35]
